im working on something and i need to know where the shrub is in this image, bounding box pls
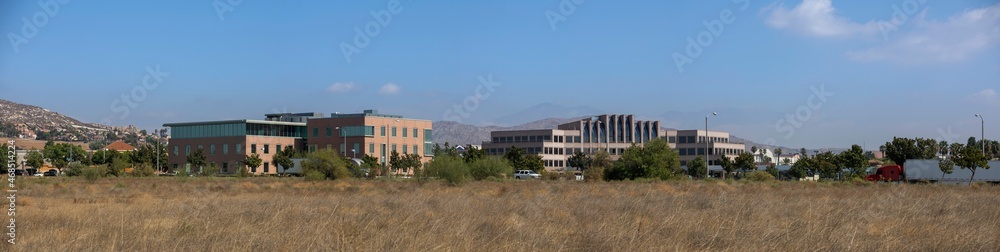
[301,149,351,180]
[469,157,513,181]
[130,164,156,177]
[202,163,220,177]
[584,167,604,182]
[64,163,86,177]
[425,155,469,186]
[303,170,326,181]
[82,166,104,183]
[746,171,776,182]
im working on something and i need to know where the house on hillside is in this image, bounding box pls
[103,141,136,152]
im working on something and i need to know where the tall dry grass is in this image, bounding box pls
[8,177,1000,251]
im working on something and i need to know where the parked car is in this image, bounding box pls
[514,170,541,179]
[44,170,59,177]
[33,172,44,177]
[13,169,26,176]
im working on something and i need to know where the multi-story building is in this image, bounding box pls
[304,110,434,169]
[163,118,312,175]
[163,109,433,175]
[483,114,661,172]
[664,130,747,167]
[482,114,747,172]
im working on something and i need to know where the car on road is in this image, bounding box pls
[514,170,541,179]
[33,172,44,177]
[44,170,59,177]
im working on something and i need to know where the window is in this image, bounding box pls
[313,128,319,137]
[251,144,257,154]
[414,145,418,155]
[341,143,346,155]
[223,144,229,154]
[326,127,332,137]
[185,145,190,155]
[210,145,216,155]
[392,144,397,152]
[413,128,418,138]
[251,166,257,173]
[309,145,316,153]
[353,143,359,155]
[403,145,408,154]
[222,162,228,173]
[392,127,397,137]
[326,144,332,150]
[276,145,282,153]
[668,136,676,143]
[380,126,386,136]
[264,144,269,154]
[236,144,242,154]
[173,146,178,155]
[264,163,269,173]
[369,143,375,153]
[403,127,408,137]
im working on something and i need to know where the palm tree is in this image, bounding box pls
[774,148,783,165]
[751,146,758,164]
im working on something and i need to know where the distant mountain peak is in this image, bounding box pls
[491,103,604,127]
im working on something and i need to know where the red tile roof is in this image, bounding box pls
[104,141,136,152]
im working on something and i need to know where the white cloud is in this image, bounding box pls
[763,0,879,38]
[326,82,357,94]
[846,4,1000,64]
[968,88,999,105]
[378,83,401,95]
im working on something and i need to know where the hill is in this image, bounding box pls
[0,99,155,148]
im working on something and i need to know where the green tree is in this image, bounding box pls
[243,153,263,175]
[938,158,955,180]
[687,156,707,179]
[43,143,86,169]
[605,139,681,180]
[404,153,423,175]
[952,139,990,186]
[838,145,868,179]
[504,146,526,169]
[719,154,734,179]
[26,150,44,169]
[0,143,9,170]
[425,155,469,185]
[301,149,350,180]
[773,148,783,164]
[389,150,403,175]
[108,155,129,177]
[462,144,486,164]
[469,156,514,180]
[881,137,922,170]
[186,148,207,174]
[273,146,295,176]
[813,151,839,180]
[360,155,381,178]
[567,151,590,171]
[734,152,755,178]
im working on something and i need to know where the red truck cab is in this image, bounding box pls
[866,165,903,182]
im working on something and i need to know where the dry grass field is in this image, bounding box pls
[7,177,1000,251]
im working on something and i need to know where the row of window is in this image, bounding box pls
[677,148,744,156]
[670,136,730,144]
[174,143,294,156]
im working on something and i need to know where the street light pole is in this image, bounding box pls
[706,112,717,178]
[976,114,985,154]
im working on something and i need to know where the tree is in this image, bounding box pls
[952,140,990,186]
[813,151,839,180]
[404,153,423,175]
[0,143,9,170]
[504,146,526,169]
[25,150,44,169]
[750,146,758,164]
[734,152,755,178]
[43,143,86,169]
[503,146,544,172]
[719,154,734,179]
[273,146,295,176]
[938,158,955,180]
[389,150,403,175]
[790,156,811,180]
[585,150,611,181]
[108,155,129,177]
[243,153,263,175]
[462,144,485,164]
[782,158,792,165]
[568,151,590,171]
[605,139,681,180]
[773,148,783,164]
[838,145,868,179]
[301,149,350,180]
[882,137,933,170]
[186,148,207,174]
[360,155,381,178]
[687,156,707,179]
[800,148,807,157]
[521,155,544,172]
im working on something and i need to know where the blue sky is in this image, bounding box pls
[1,0,997,149]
